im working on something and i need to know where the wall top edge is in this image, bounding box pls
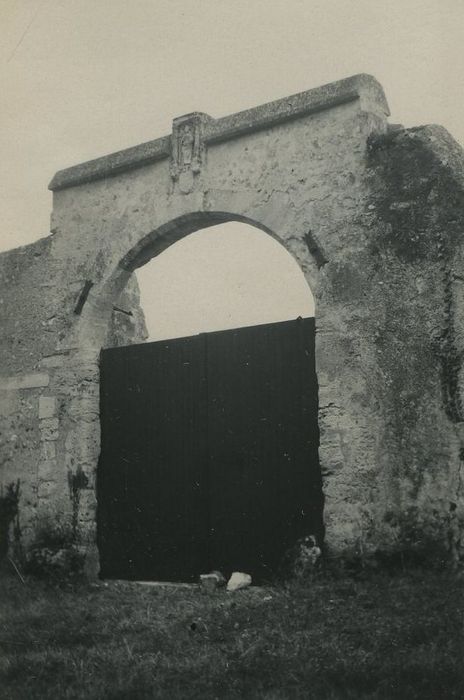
[48,73,390,192]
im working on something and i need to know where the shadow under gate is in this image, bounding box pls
[97,316,323,583]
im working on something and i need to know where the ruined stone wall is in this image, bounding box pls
[0,237,147,559]
[314,124,464,561]
[363,125,464,562]
[1,74,464,574]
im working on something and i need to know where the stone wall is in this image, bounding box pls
[1,74,464,574]
[0,239,147,561]
[364,125,464,562]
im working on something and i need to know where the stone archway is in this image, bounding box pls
[65,208,321,576]
[2,73,464,573]
[47,74,390,571]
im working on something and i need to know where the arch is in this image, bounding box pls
[122,211,279,272]
[136,221,315,341]
[73,209,319,353]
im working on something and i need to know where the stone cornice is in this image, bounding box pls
[49,74,389,192]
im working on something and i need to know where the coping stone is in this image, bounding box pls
[49,74,389,192]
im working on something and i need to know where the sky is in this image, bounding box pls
[1,0,463,339]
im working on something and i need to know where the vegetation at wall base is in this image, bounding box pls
[0,481,20,562]
[20,519,85,583]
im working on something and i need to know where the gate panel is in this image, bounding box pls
[206,318,320,581]
[98,336,209,581]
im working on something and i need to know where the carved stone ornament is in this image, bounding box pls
[170,113,206,191]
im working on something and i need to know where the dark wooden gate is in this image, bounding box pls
[97,317,322,582]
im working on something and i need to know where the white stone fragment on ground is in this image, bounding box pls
[226,571,252,591]
[199,571,226,592]
[210,570,226,587]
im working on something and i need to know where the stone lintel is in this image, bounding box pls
[49,74,389,192]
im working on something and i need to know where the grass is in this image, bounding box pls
[0,564,463,699]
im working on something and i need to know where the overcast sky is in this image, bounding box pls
[1,0,463,339]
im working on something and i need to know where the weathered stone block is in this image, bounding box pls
[40,417,59,441]
[77,489,97,523]
[38,460,57,480]
[37,480,58,499]
[40,355,65,368]
[39,396,56,419]
[41,441,56,461]
[0,373,49,390]
[0,390,20,416]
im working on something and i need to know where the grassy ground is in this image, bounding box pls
[0,565,463,699]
